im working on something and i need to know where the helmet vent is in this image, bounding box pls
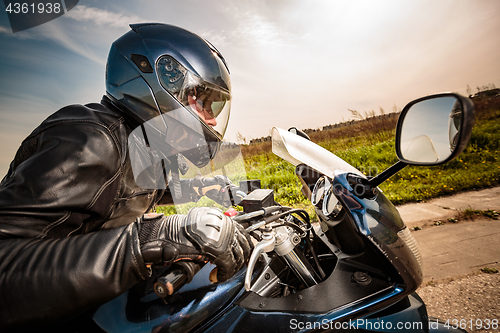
[130,54,153,73]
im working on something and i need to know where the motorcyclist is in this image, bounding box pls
[0,23,251,332]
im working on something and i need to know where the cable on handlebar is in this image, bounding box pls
[280,209,326,280]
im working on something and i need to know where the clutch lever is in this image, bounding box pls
[244,226,275,291]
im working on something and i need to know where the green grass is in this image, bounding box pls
[458,207,499,220]
[480,267,499,274]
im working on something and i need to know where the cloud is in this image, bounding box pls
[0,23,104,64]
[235,13,293,47]
[65,5,144,28]
[0,24,39,39]
[0,5,143,64]
[199,10,303,50]
[43,22,105,64]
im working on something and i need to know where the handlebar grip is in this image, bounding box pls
[154,261,202,298]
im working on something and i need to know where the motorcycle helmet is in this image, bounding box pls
[105,23,231,172]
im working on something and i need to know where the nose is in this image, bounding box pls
[203,110,217,127]
[188,96,217,127]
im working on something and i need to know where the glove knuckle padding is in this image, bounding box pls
[139,207,252,283]
[185,207,234,257]
[185,207,250,283]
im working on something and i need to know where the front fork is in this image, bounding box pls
[245,224,318,292]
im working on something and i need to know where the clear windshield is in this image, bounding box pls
[171,142,247,214]
[271,127,363,177]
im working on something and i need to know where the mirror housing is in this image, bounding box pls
[395,93,475,166]
[288,127,311,141]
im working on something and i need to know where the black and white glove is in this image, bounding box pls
[190,175,245,207]
[138,207,252,282]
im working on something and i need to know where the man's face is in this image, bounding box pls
[187,94,218,127]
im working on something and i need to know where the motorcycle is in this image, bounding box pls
[93,92,475,332]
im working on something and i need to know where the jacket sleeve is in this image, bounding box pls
[0,119,126,237]
[0,118,149,330]
[0,223,148,330]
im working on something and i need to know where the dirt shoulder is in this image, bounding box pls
[417,270,500,333]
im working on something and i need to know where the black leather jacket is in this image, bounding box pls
[0,97,178,330]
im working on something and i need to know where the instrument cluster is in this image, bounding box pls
[311,176,343,222]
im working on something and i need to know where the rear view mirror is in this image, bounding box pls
[395,93,475,165]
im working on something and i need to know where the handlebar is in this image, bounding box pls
[153,204,309,298]
[154,261,203,298]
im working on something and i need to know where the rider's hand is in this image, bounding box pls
[138,207,252,282]
[190,175,245,207]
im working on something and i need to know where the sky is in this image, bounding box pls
[0,0,499,176]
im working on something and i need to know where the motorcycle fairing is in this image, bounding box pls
[332,172,423,293]
[202,293,437,333]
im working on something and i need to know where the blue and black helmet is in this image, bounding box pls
[106,23,231,168]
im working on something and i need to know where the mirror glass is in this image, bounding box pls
[399,96,462,163]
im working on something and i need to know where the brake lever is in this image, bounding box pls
[244,227,275,291]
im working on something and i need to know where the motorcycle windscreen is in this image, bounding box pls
[271,127,363,177]
[128,107,247,212]
[168,141,247,214]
